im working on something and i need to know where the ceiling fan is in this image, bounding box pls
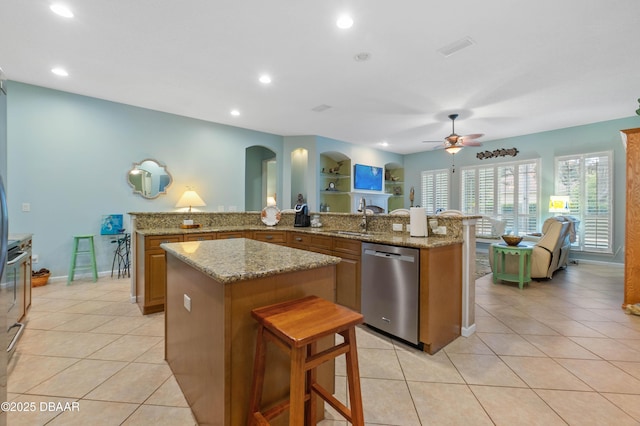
[423,113,483,154]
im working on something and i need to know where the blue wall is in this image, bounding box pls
[6,82,283,276]
[404,115,640,264]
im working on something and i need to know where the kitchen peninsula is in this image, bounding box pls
[161,238,341,425]
[130,211,477,353]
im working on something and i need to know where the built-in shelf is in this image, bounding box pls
[320,152,352,212]
[385,164,405,212]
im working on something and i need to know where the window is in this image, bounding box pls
[460,159,540,235]
[555,151,613,253]
[420,169,449,214]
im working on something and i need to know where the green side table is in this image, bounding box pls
[492,243,533,289]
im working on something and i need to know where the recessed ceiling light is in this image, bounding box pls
[51,67,69,77]
[379,141,389,147]
[50,4,74,18]
[259,75,272,84]
[230,109,240,116]
[336,14,354,29]
[353,52,371,62]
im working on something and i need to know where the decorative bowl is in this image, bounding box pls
[501,235,523,246]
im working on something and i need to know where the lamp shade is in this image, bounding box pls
[176,190,206,212]
[549,195,570,213]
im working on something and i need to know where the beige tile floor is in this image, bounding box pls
[8,261,640,425]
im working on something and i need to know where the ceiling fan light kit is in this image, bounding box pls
[445,145,463,155]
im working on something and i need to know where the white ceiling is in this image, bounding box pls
[2,0,640,154]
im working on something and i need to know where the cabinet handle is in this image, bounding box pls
[265,235,273,240]
[295,237,302,241]
[162,240,170,244]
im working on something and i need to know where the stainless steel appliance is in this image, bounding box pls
[0,175,9,426]
[361,242,420,345]
[4,239,26,357]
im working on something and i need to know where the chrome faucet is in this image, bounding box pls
[358,197,368,232]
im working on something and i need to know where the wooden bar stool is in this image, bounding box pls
[248,295,364,426]
[68,234,98,284]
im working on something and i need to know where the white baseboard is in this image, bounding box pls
[461,324,476,337]
[568,258,624,267]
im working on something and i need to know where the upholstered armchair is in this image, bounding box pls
[489,217,573,279]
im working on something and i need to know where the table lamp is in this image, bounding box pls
[549,195,570,214]
[176,189,206,228]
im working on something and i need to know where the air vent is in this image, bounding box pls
[437,36,475,57]
[312,104,332,112]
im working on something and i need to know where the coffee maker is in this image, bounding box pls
[294,194,310,227]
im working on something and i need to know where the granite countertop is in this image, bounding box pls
[140,226,462,249]
[9,233,33,244]
[161,238,341,284]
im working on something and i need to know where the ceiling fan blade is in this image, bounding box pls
[460,140,482,147]
[422,140,442,143]
[460,133,484,140]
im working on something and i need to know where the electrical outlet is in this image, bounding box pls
[392,223,403,232]
[22,203,31,212]
[217,205,225,212]
[183,294,191,312]
[32,254,39,264]
[434,226,447,235]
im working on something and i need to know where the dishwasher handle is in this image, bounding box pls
[363,249,416,263]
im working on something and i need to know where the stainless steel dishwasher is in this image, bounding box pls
[361,242,420,345]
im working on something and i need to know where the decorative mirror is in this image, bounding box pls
[127,159,172,199]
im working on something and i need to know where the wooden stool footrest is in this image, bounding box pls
[311,382,353,423]
[254,393,312,424]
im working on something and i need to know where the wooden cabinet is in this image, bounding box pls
[332,237,362,312]
[419,243,462,354]
[135,230,258,314]
[622,128,640,307]
[288,232,333,255]
[288,233,361,312]
[252,230,287,245]
[184,233,216,241]
[136,234,183,314]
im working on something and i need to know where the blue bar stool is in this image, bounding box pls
[68,235,98,284]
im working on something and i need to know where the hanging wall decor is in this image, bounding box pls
[476,147,519,160]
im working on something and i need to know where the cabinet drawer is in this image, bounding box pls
[184,233,216,242]
[146,235,183,249]
[217,231,246,239]
[332,237,361,256]
[252,230,286,243]
[288,232,333,251]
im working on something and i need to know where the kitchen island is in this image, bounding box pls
[162,238,341,426]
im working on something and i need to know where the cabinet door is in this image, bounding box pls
[146,251,168,307]
[335,253,361,313]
